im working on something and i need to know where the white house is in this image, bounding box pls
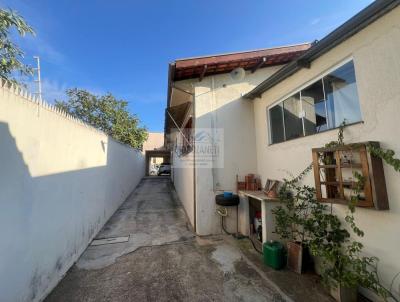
[165,0,400,300]
[165,43,311,235]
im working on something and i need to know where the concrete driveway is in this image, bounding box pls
[45,177,331,302]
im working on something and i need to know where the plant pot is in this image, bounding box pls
[329,284,357,302]
[286,241,313,274]
[312,255,324,276]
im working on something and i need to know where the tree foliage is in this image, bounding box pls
[0,8,34,81]
[55,88,148,149]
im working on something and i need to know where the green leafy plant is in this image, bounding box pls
[273,164,315,244]
[276,167,393,299]
[325,120,346,149]
[273,122,400,301]
[0,9,35,82]
[367,145,400,172]
[274,184,316,244]
[322,120,346,165]
[55,88,148,149]
[308,198,386,296]
[318,124,399,300]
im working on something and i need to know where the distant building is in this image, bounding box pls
[142,132,164,152]
[143,132,170,174]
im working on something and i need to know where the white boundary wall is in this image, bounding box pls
[172,149,195,226]
[0,82,145,302]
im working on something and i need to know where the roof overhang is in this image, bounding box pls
[244,0,400,100]
[172,43,311,82]
[164,44,312,138]
[164,102,192,135]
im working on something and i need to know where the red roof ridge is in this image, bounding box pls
[174,42,312,62]
[171,43,312,81]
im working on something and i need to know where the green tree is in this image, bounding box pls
[0,8,34,81]
[55,88,148,149]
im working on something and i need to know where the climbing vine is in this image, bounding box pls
[273,120,400,301]
[367,145,400,172]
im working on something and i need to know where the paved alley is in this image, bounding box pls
[45,177,331,302]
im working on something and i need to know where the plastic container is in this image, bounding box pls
[223,191,233,198]
[263,241,284,270]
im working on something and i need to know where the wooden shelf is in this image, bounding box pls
[318,163,362,169]
[319,198,371,207]
[341,163,362,168]
[319,165,336,168]
[321,181,356,186]
[312,142,389,210]
[321,181,339,185]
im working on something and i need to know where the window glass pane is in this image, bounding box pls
[324,61,362,128]
[302,80,328,135]
[283,93,303,140]
[269,104,284,144]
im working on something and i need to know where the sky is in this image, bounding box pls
[1,0,374,132]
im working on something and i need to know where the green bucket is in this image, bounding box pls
[263,241,284,270]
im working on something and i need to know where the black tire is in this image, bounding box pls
[215,194,239,206]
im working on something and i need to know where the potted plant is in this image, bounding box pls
[273,166,318,274]
[273,123,400,301]
[308,212,391,302]
[274,169,396,301]
[307,170,392,302]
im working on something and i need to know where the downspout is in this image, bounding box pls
[192,92,197,234]
[211,76,217,192]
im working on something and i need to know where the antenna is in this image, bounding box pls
[33,56,42,102]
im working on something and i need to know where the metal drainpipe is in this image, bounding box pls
[211,76,217,192]
[192,91,197,233]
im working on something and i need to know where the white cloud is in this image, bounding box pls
[24,35,65,66]
[11,32,66,68]
[41,78,68,102]
[21,78,68,103]
[39,81,112,103]
[310,18,321,26]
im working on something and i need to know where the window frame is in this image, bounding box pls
[179,116,194,156]
[267,57,362,145]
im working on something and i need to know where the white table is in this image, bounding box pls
[237,190,281,243]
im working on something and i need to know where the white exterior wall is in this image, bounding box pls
[171,132,195,226]
[193,66,282,235]
[253,7,400,300]
[0,86,145,302]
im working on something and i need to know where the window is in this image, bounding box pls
[268,60,362,144]
[283,93,303,140]
[302,80,327,135]
[181,117,193,155]
[324,61,362,128]
[269,103,284,144]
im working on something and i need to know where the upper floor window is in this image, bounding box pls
[268,60,362,144]
[181,117,193,155]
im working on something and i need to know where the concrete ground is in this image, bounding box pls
[45,177,333,302]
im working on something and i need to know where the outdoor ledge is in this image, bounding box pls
[238,190,279,202]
